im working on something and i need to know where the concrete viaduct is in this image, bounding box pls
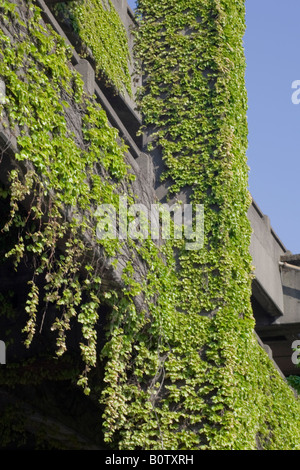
[7,0,300,379]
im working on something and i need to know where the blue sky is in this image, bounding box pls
[244,0,300,254]
[127,0,300,254]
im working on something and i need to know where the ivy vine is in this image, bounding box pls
[0,0,132,393]
[53,0,132,96]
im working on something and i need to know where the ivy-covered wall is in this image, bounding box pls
[53,0,132,96]
[0,0,300,450]
[122,0,300,450]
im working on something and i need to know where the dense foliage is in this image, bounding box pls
[0,0,300,450]
[0,0,132,394]
[53,0,132,95]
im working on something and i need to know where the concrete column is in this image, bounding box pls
[75,59,95,96]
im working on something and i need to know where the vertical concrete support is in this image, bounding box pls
[111,0,127,24]
[75,59,95,96]
[280,266,300,324]
[136,152,155,186]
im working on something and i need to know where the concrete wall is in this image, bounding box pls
[280,266,300,324]
[248,199,287,317]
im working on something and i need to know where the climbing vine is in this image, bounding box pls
[0,0,300,451]
[0,0,132,393]
[117,0,300,450]
[53,0,132,96]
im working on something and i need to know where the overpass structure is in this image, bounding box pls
[249,200,300,377]
[26,0,300,379]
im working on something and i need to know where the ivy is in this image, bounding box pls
[0,0,132,395]
[119,0,300,450]
[53,0,132,96]
[287,376,300,395]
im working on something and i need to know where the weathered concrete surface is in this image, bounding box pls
[279,263,300,324]
[75,59,95,96]
[248,199,287,318]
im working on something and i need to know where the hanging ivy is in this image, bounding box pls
[0,0,132,393]
[53,0,132,96]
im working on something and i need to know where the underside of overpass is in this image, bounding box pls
[249,201,300,377]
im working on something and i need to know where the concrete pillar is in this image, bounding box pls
[75,59,95,96]
[136,152,155,186]
[111,0,127,24]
